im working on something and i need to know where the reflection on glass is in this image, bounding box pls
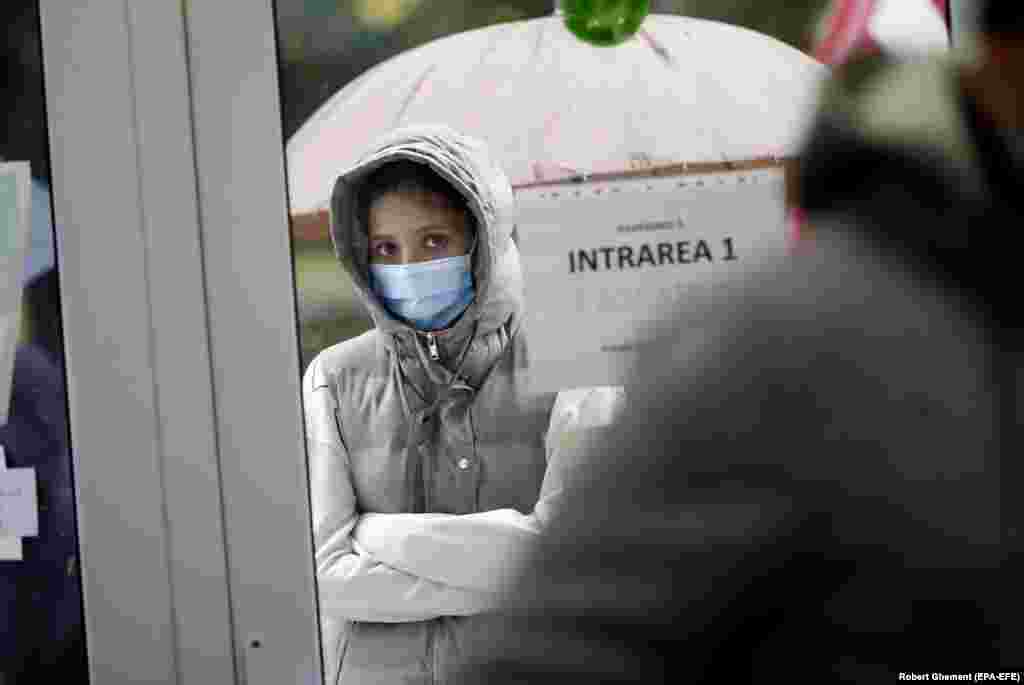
[0,2,87,683]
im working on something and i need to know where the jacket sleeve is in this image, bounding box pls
[351,387,626,593]
[305,360,502,622]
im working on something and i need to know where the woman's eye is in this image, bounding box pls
[372,242,397,257]
[425,235,449,250]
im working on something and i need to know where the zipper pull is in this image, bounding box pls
[425,332,440,361]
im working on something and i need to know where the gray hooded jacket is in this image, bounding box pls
[303,126,610,684]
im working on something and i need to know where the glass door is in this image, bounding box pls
[181,2,836,684]
[179,2,965,684]
[4,2,238,683]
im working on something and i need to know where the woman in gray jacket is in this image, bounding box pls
[303,125,604,684]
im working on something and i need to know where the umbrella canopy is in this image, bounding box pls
[287,13,826,233]
[814,0,949,65]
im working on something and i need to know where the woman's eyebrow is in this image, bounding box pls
[414,224,456,234]
[369,224,455,241]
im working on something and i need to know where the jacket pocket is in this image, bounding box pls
[339,618,428,667]
[322,619,349,685]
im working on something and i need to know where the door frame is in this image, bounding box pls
[40,2,236,683]
[181,3,323,685]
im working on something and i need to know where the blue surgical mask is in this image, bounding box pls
[369,254,475,331]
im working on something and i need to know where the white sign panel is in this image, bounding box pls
[517,167,788,393]
[1,162,32,425]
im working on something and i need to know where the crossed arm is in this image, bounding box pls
[305,366,620,623]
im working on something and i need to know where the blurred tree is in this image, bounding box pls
[1,1,50,182]
[668,0,830,51]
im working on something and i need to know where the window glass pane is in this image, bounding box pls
[273,3,834,683]
[274,3,948,683]
[1,2,88,682]
[270,2,957,683]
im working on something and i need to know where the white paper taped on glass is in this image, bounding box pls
[1,163,32,560]
[515,165,788,394]
[1,162,32,426]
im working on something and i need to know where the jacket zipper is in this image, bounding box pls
[419,335,439,685]
[430,622,439,685]
[424,332,440,361]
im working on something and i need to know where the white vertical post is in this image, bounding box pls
[949,0,972,47]
[183,1,322,683]
[39,2,179,682]
[39,1,237,682]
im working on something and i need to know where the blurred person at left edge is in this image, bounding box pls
[448,3,1023,681]
[1,2,85,677]
[0,188,85,682]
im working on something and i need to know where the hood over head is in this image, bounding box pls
[329,124,522,344]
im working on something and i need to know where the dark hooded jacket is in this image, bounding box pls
[454,57,1023,683]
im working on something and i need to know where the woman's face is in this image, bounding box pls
[367,190,471,265]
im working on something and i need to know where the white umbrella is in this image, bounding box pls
[286,13,826,237]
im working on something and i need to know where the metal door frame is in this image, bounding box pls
[181,3,322,684]
[40,2,236,682]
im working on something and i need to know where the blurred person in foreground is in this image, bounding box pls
[453,3,1023,682]
[798,0,1023,571]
